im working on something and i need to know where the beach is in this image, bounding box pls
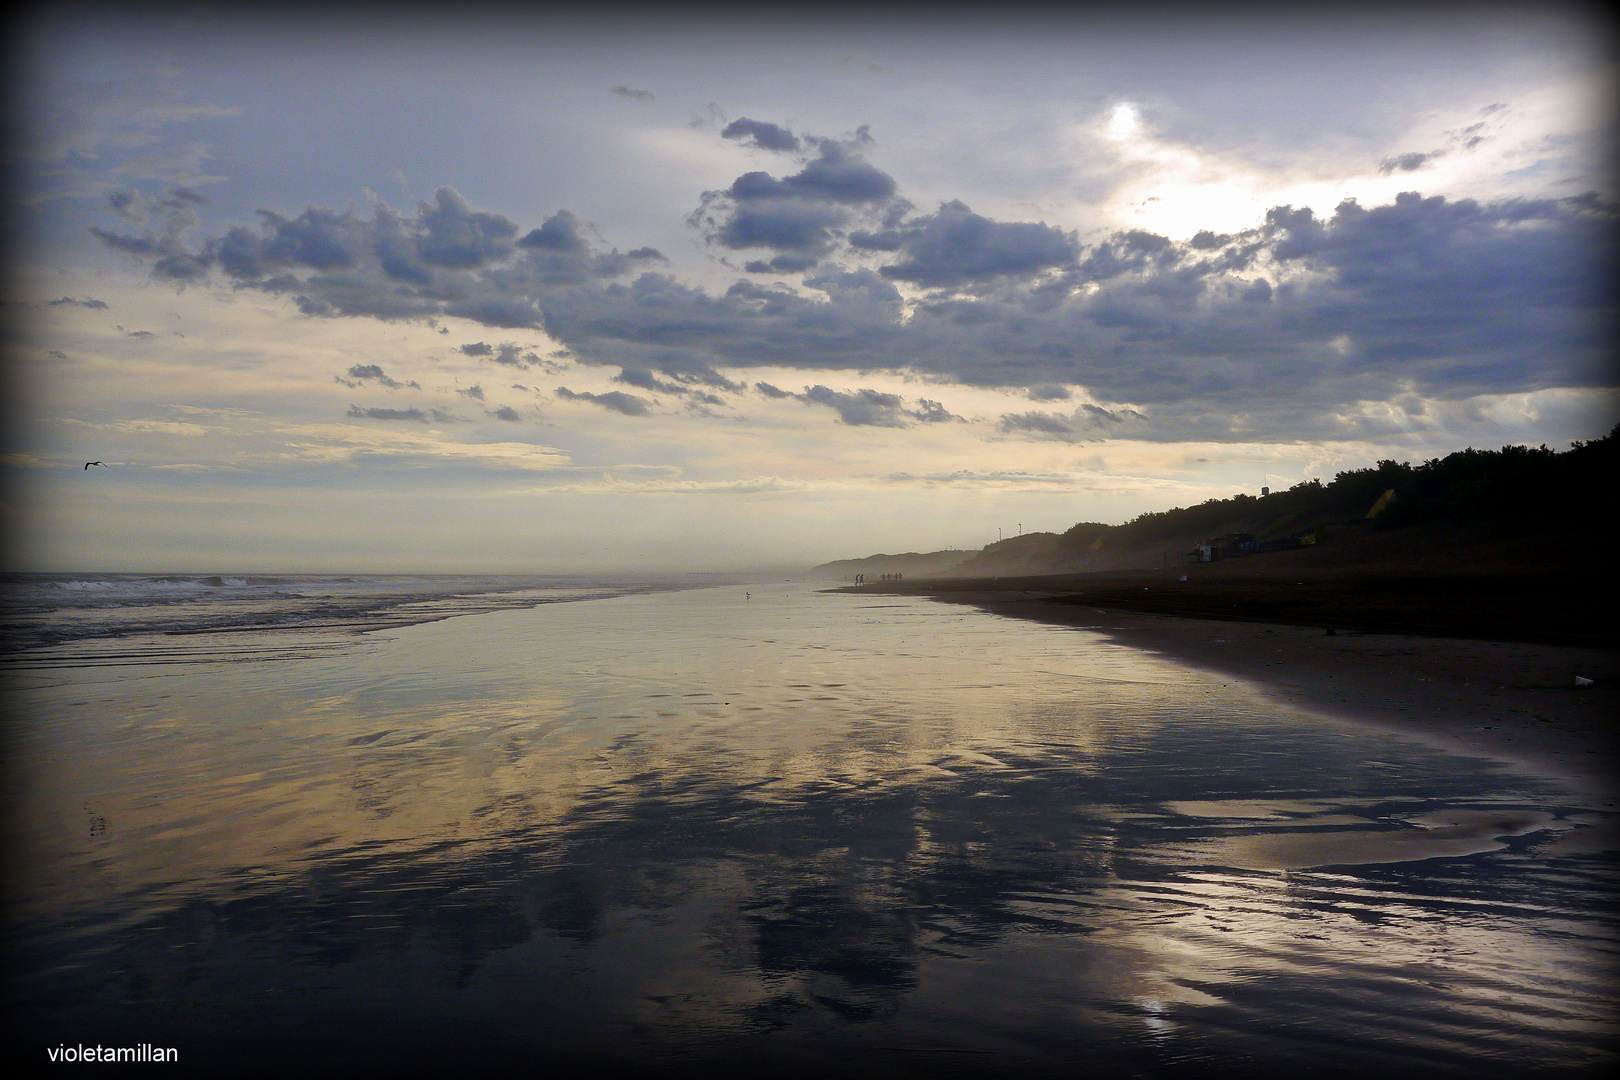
[5,580,1616,1077]
[850,578,1618,798]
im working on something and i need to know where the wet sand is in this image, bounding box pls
[10,583,1618,1075]
[844,578,1619,800]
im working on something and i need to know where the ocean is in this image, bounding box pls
[2,576,1614,1077]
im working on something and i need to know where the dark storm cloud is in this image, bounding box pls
[554,387,652,416]
[721,118,799,152]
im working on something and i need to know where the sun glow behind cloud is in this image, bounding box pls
[1086,74,1607,242]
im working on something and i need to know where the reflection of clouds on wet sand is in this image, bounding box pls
[8,586,1616,1075]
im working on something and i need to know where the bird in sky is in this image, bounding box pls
[84,461,105,469]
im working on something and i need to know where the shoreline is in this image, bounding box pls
[845,581,1618,802]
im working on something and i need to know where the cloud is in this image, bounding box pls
[998,411,1074,435]
[348,406,429,423]
[909,399,962,424]
[744,253,818,274]
[116,419,208,436]
[720,118,799,152]
[614,367,687,394]
[877,200,1078,286]
[334,364,418,390]
[280,424,573,473]
[520,474,806,496]
[800,385,909,427]
[17,59,238,204]
[996,403,1145,441]
[460,341,541,367]
[518,209,587,254]
[489,405,522,421]
[92,187,213,280]
[876,469,1143,490]
[610,86,654,102]
[688,135,903,256]
[1380,150,1444,173]
[346,405,463,424]
[48,296,110,309]
[101,186,663,328]
[554,387,652,416]
[102,118,1616,444]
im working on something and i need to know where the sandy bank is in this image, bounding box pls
[847,581,1618,801]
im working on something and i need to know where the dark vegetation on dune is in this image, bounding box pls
[812,427,1616,646]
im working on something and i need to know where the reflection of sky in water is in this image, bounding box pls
[6,586,1615,1076]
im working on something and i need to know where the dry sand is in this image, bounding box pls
[850,583,1618,803]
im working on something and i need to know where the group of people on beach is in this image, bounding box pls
[852,573,903,584]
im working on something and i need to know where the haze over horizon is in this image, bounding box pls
[5,2,1615,574]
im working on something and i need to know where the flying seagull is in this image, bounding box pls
[84,461,105,469]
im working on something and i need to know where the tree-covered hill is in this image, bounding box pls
[815,426,1615,579]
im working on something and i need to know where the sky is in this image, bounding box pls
[3,1,1615,574]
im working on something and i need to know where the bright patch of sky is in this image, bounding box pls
[3,2,1613,573]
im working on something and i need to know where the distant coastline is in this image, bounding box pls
[809,431,1612,597]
